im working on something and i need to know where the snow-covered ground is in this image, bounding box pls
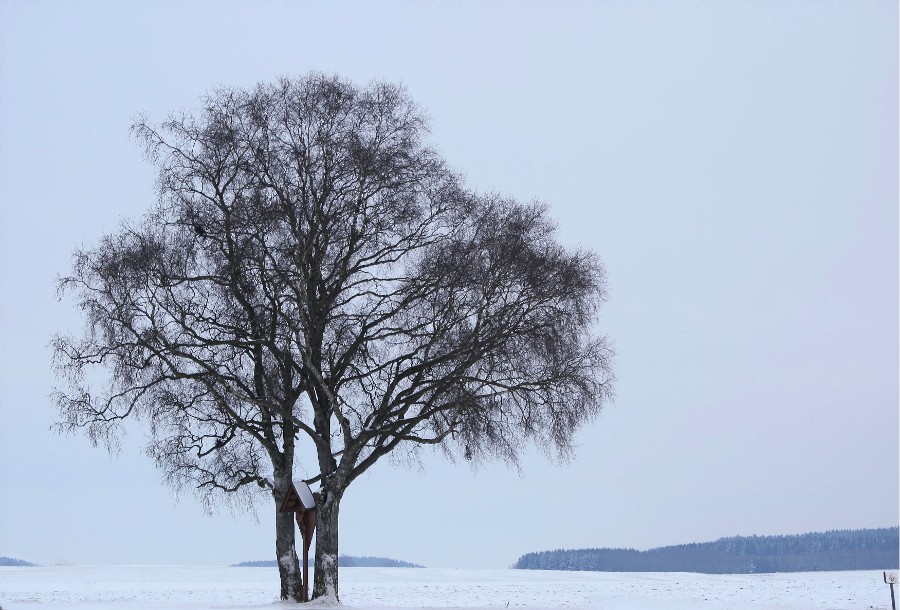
[0,565,894,609]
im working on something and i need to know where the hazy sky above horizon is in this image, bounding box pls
[0,1,897,569]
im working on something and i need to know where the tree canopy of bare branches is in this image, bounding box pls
[53,73,614,602]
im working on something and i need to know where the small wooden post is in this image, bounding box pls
[885,571,898,610]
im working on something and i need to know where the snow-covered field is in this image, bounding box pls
[0,566,894,609]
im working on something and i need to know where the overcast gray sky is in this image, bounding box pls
[0,1,897,570]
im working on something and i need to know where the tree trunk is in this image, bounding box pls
[312,490,341,601]
[274,477,303,602]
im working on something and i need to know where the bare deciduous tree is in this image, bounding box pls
[53,74,614,602]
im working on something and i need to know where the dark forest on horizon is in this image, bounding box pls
[514,527,899,574]
[232,555,424,568]
[0,556,37,567]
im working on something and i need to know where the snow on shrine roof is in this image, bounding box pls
[293,479,316,510]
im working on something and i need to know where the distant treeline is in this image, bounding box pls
[0,556,37,567]
[338,555,424,568]
[233,555,423,568]
[514,527,899,574]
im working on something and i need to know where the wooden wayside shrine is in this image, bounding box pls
[279,479,317,602]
